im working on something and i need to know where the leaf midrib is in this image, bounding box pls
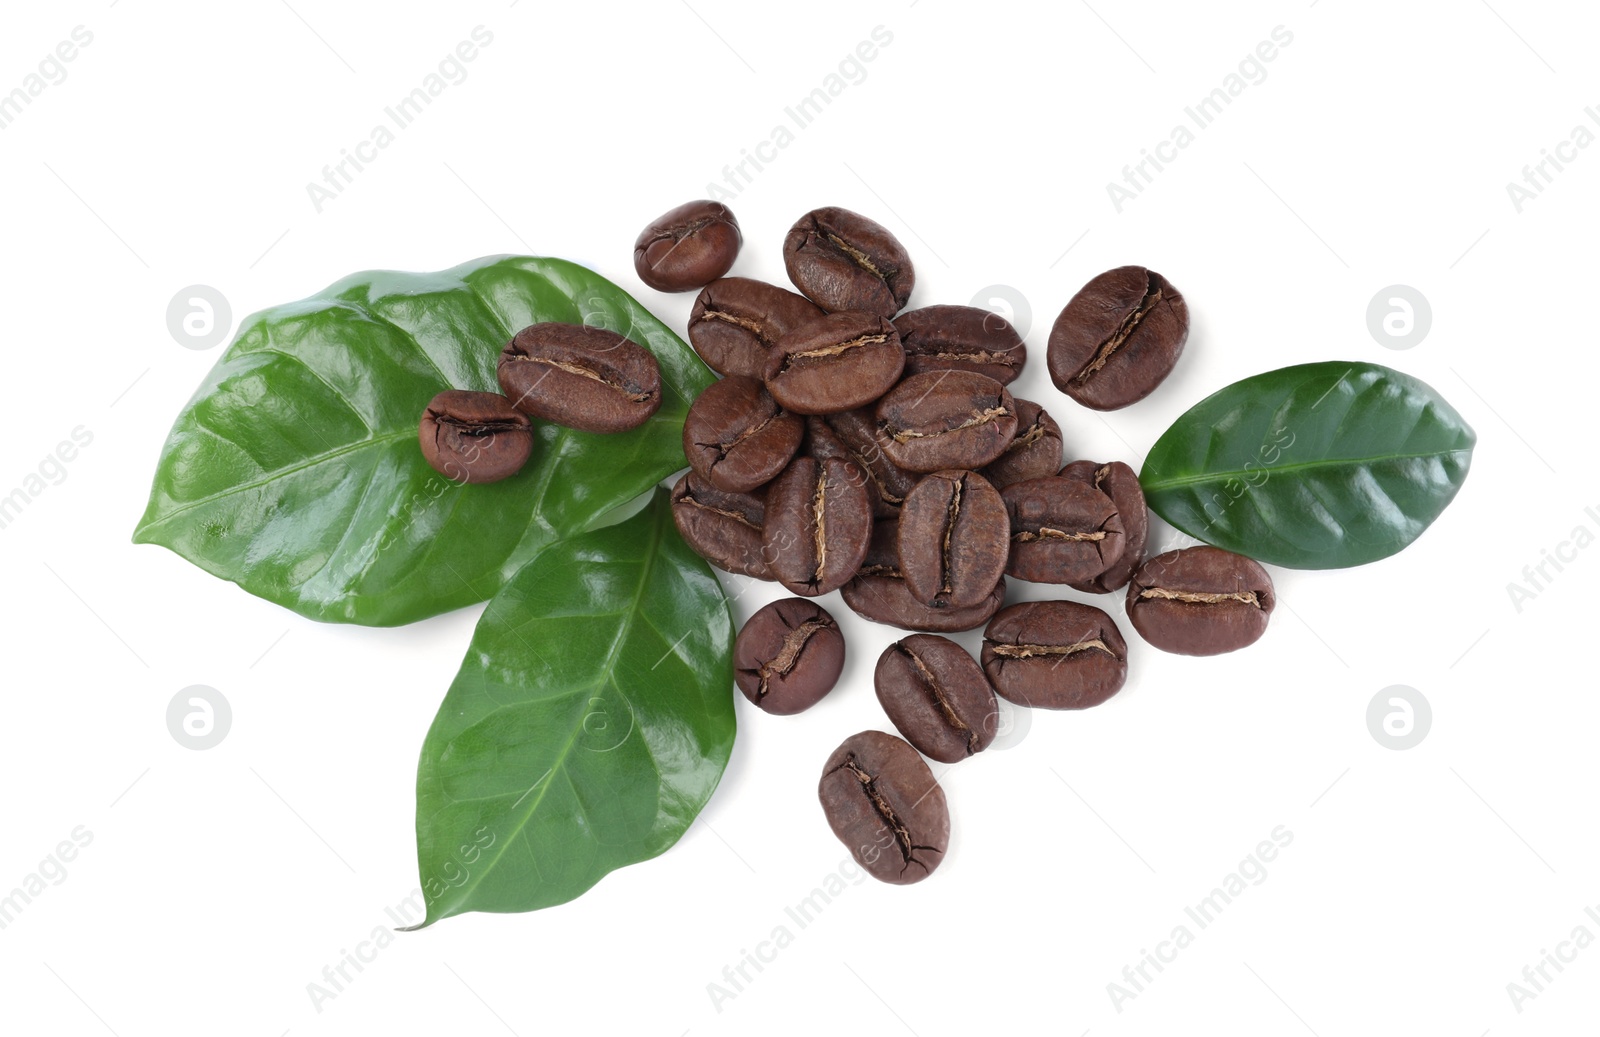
[134,429,416,532]
[426,501,667,922]
[139,406,682,539]
[1143,447,1472,493]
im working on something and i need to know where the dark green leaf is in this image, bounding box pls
[411,489,735,925]
[1140,361,1475,569]
[132,255,712,625]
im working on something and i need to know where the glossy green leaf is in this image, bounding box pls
[412,489,735,925]
[1140,361,1475,569]
[132,255,713,625]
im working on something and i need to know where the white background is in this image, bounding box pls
[1,1,1595,1034]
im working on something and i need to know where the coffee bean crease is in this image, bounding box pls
[703,410,783,461]
[885,404,1011,443]
[830,755,935,875]
[1138,587,1263,606]
[1077,271,1162,383]
[677,492,760,531]
[1004,422,1047,452]
[1012,527,1107,543]
[917,348,1016,365]
[782,332,890,367]
[827,233,889,280]
[699,309,767,337]
[811,470,828,580]
[505,355,656,404]
[938,476,964,596]
[757,618,833,698]
[897,642,978,755]
[435,417,523,435]
[989,638,1114,659]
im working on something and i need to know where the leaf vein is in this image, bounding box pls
[137,430,416,529]
[1144,448,1473,492]
[427,502,668,917]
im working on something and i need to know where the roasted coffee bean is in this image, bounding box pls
[417,390,532,484]
[1047,266,1188,410]
[764,311,905,415]
[892,304,1026,384]
[783,207,915,317]
[1126,546,1275,655]
[633,199,741,292]
[981,600,1128,709]
[1001,476,1125,585]
[688,277,824,380]
[1057,460,1148,592]
[762,456,872,596]
[979,398,1064,490]
[818,730,949,885]
[876,371,1018,473]
[670,471,770,580]
[897,470,1009,609]
[735,599,845,715]
[682,375,803,493]
[874,635,998,763]
[806,408,918,518]
[498,322,661,433]
[841,519,1007,632]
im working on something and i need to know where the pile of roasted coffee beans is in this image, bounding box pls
[630,197,1278,884]
[410,197,1278,886]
